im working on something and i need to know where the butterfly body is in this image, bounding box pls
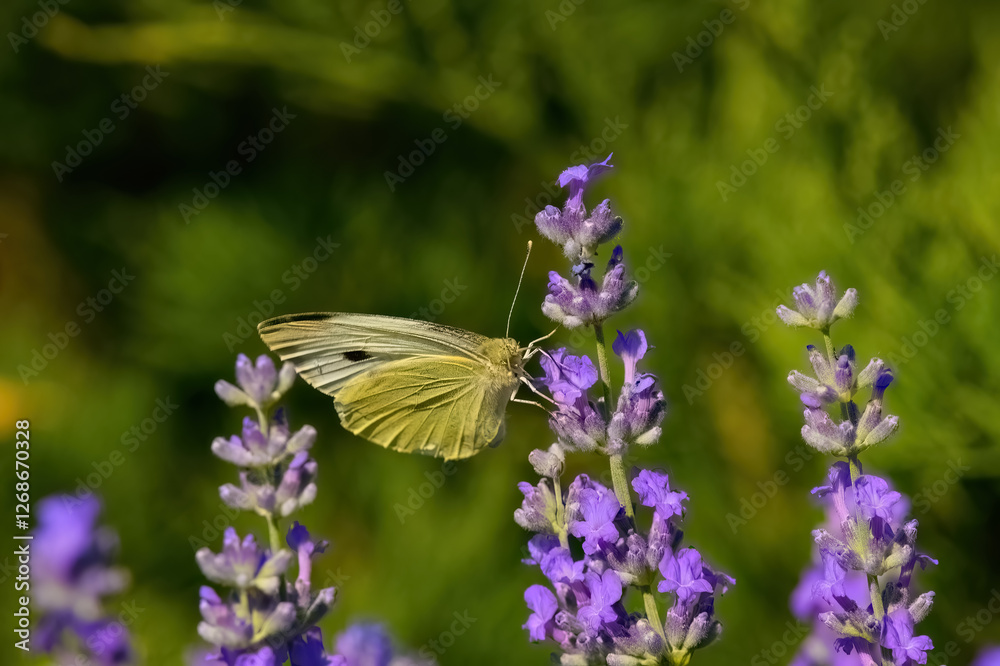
[258,313,525,460]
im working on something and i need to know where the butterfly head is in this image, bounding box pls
[479,337,525,375]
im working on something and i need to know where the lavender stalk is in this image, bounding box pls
[778,273,938,666]
[195,354,427,666]
[516,156,734,665]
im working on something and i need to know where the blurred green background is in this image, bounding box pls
[2,0,1000,663]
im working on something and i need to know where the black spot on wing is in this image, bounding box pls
[343,350,372,362]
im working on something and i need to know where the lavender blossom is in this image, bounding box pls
[776,271,858,330]
[779,274,939,666]
[196,354,422,666]
[31,494,134,665]
[542,248,639,328]
[535,154,621,259]
[215,353,297,410]
[519,157,732,665]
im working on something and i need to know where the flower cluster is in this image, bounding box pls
[195,354,335,665]
[779,274,938,666]
[196,354,427,666]
[537,155,638,329]
[519,157,733,665]
[541,331,666,456]
[517,464,732,665]
[31,494,133,665]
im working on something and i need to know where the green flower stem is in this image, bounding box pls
[265,511,282,554]
[609,453,635,519]
[593,323,615,413]
[554,475,569,549]
[255,405,269,433]
[593,323,668,646]
[641,584,668,646]
[594,323,633,517]
[669,648,691,666]
[822,330,836,365]
[849,454,884,625]
[823,330,851,422]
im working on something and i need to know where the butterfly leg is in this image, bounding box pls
[515,375,558,406]
[522,327,559,358]
[511,397,550,412]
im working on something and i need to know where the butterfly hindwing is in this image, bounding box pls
[332,355,517,460]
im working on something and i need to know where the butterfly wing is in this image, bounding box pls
[257,313,494,397]
[332,355,518,460]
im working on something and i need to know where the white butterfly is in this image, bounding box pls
[257,244,552,460]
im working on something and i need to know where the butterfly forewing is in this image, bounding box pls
[257,313,494,397]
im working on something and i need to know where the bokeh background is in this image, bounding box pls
[3,0,1000,663]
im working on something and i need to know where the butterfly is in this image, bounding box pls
[256,243,553,460]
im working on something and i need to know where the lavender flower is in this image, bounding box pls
[776,271,858,330]
[535,154,621,259]
[657,549,714,603]
[196,528,293,595]
[779,274,939,666]
[216,353,297,410]
[543,248,639,328]
[196,355,422,666]
[524,585,559,641]
[31,495,134,665]
[632,469,687,521]
[568,486,622,554]
[519,157,732,665]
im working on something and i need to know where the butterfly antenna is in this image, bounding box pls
[506,240,532,338]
